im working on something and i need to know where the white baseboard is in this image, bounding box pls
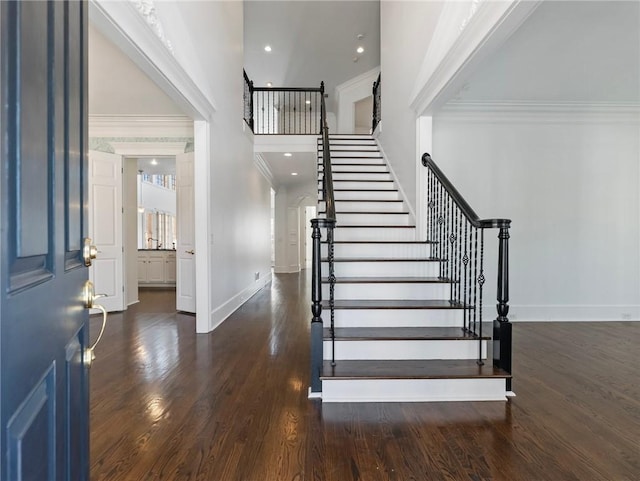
[483,304,640,322]
[274,265,300,274]
[308,388,322,400]
[209,272,273,331]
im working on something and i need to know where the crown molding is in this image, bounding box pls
[89,115,193,137]
[109,141,187,156]
[437,101,640,123]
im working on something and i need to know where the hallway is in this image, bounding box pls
[90,273,640,481]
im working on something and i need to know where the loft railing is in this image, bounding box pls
[243,70,254,131]
[310,84,336,395]
[242,70,323,135]
[422,153,512,389]
[372,73,381,133]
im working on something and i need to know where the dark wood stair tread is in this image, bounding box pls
[320,240,437,244]
[323,327,489,341]
[321,359,510,380]
[321,299,467,309]
[330,225,414,229]
[318,170,389,174]
[319,211,410,215]
[321,276,453,283]
[323,257,441,262]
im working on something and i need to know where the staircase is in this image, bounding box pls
[315,134,511,402]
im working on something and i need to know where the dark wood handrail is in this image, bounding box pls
[320,83,336,223]
[252,86,324,93]
[421,153,510,230]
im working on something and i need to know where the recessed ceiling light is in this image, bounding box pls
[267,82,273,87]
[305,100,311,105]
[356,46,364,54]
[284,152,292,157]
[291,172,298,176]
[264,45,272,52]
[151,158,158,165]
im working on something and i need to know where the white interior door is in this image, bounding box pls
[89,150,124,312]
[176,151,196,313]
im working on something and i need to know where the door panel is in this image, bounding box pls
[176,152,195,312]
[88,150,124,312]
[1,2,89,481]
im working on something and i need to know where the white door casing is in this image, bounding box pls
[176,151,196,313]
[88,150,124,312]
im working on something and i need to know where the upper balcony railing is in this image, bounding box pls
[243,70,324,135]
[372,73,381,133]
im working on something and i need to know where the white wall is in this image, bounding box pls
[335,68,380,134]
[378,1,443,214]
[433,111,640,321]
[140,182,176,215]
[154,2,272,331]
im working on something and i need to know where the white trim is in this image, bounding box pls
[484,304,640,322]
[436,106,640,124]
[89,115,193,137]
[89,0,215,119]
[194,121,211,333]
[307,388,322,400]
[335,67,381,93]
[109,142,187,156]
[254,153,274,185]
[253,135,318,153]
[209,272,272,331]
[410,0,542,116]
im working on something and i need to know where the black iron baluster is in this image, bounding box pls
[463,219,469,332]
[478,228,485,365]
[457,205,463,309]
[472,226,478,336]
[327,226,336,366]
[438,184,444,278]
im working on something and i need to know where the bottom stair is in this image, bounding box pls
[320,360,511,402]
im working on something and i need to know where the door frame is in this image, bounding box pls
[89,2,214,332]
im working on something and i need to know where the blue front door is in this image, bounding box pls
[0,1,90,480]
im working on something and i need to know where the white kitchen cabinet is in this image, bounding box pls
[138,250,177,286]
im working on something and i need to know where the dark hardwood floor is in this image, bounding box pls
[90,274,640,481]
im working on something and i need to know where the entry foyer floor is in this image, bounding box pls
[90,272,640,481]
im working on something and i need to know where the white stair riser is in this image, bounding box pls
[321,145,380,152]
[324,165,388,173]
[324,309,464,328]
[321,378,507,402]
[323,340,487,360]
[322,243,434,258]
[325,261,441,277]
[320,152,382,159]
[329,172,392,181]
[328,135,374,140]
[319,158,385,165]
[320,201,405,212]
[320,181,395,190]
[333,190,400,201]
[322,283,450,300]
[334,213,410,225]
[332,227,414,241]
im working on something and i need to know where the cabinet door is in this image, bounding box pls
[147,253,165,283]
[165,254,177,283]
[137,254,148,283]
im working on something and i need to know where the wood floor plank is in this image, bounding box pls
[90,274,640,481]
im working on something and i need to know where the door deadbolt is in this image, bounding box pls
[83,238,98,267]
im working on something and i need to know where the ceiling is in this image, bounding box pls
[136,157,176,176]
[243,1,380,111]
[259,151,317,189]
[450,0,640,105]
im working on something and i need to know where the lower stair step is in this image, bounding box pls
[320,360,510,402]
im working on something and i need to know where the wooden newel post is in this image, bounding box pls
[493,224,512,391]
[310,219,323,394]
